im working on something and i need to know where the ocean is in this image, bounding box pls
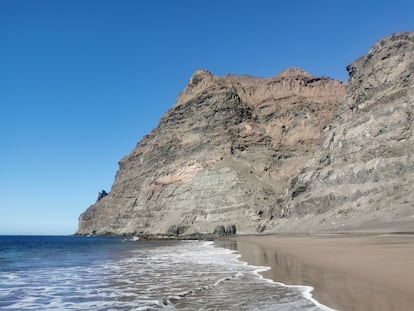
[0,236,333,310]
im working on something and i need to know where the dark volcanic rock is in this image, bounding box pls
[97,190,108,202]
[213,225,226,236]
[225,224,237,235]
[212,224,237,236]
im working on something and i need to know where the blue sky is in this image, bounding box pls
[1,0,413,235]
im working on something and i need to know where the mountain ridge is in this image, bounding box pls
[78,31,413,236]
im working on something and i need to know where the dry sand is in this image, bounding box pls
[223,234,414,311]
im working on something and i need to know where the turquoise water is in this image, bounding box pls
[0,236,333,310]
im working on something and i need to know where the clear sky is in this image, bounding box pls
[1,0,413,235]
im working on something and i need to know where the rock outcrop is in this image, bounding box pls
[78,31,414,236]
[96,190,108,202]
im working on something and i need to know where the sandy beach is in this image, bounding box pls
[222,234,414,311]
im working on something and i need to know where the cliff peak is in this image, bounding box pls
[175,69,218,107]
[188,69,214,86]
[276,67,312,79]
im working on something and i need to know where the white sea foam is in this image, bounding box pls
[0,239,337,310]
[215,241,338,311]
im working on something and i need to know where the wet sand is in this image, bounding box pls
[223,234,414,311]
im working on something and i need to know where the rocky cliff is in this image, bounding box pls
[282,31,414,232]
[78,31,413,236]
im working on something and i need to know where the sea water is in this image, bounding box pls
[0,236,334,310]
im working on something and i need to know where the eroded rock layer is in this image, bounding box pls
[282,31,414,232]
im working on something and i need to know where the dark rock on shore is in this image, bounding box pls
[213,224,237,236]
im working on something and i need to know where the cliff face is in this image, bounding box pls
[78,31,414,236]
[283,31,414,232]
[78,68,345,235]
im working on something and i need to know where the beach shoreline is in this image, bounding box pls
[219,233,414,311]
